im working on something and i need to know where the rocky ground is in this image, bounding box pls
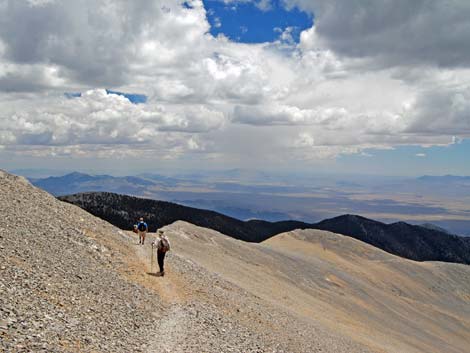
[0,171,165,352]
[158,221,470,353]
[136,242,372,353]
[0,170,373,352]
[3,170,468,353]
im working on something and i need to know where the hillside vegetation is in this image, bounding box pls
[60,191,470,264]
[59,192,311,242]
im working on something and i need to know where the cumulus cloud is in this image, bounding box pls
[405,83,470,135]
[290,0,470,68]
[0,89,224,157]
[0,0,469,165]
[294,132,315,147]
[232,104,349,126]
[0,0,211,88]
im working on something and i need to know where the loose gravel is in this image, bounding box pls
[0,170,374,353]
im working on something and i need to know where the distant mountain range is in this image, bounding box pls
[30,172,157,196]
[28,172,470,237]
[417,175,470,183]
[59,191,470,265]
[34,172,470,200]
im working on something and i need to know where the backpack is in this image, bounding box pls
[159,236,170,253]
[138,222,147,232]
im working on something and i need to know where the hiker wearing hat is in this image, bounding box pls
[152,230,171,276]
[136,217,148,245]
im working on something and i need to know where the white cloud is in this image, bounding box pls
[0,0,469,166]
[220,0,273,12]
[405,81,470,135]
[232,104,349,126]
[26,0,56,7]
[294,132,315,147]
[255,0,272,11]
[289,0,470,68]
[0,89,224,157]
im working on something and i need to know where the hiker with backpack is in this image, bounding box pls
[152,230,170,276]
[136,217,148,245]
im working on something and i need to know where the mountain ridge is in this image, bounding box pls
[59,191,470,265]
[315,214,470,264]
[58,191,312,243]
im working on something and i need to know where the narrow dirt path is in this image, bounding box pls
[133,239,184,303]
[130,233,191,353]
[146,303,189,353]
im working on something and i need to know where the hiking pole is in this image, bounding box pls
[151,244,154,273]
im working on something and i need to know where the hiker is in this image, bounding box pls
[152,230,171,276]
[136,217,148,245]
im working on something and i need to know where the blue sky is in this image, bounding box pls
[203,0,312,43]
[65,90,147,104]
[1,1,470,178]
[337,141,470,176]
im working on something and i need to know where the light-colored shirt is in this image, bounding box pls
[155,235,170,251]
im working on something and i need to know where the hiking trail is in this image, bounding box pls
[131,233,191,353]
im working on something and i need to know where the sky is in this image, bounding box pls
[1,0,470,177]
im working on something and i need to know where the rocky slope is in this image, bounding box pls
[0,171,164,352]
[165,221,470,353]
[0,170,371,352]
[3,170,470,353]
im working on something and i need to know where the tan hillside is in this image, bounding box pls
[1,170,469,353]
[162,222,470,353]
